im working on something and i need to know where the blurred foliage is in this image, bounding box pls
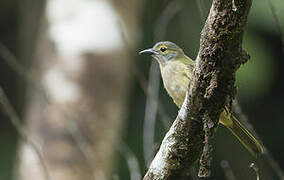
[237,31,275,103]
[248,0,284,35]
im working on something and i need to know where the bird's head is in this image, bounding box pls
[139,41,185,65]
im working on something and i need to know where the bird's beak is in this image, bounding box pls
[139,48,158,55]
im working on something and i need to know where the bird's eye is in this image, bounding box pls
[160,46,167,52]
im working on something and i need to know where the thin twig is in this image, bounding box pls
[131,68,172,130]
[67,119,97,180]
[1,17,165,180]
[0,42,34,81]
[154,1,181,41]
[0,41,50,102]
[143,0,181,165]
[232,100,284,180]
[143,62,161,165]
[117,141,142,180]
[196,0,205,22]
[0,87,50,180]
[0,41,97,179]
[267,0,284,54]
[232,100,261,140]
[250,163,260,180]
[221,160,238,180]
[119,14,173,134]
[189,166,201,180]
[262,149,284,180]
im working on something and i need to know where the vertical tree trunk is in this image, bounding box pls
[16,0,141,180]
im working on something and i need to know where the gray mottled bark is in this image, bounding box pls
[143,0,252,179]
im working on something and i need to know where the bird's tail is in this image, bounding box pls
[220,111,264,157]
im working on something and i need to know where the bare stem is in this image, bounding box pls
[250,163,261,180]
[143,1,181,165]
[221,160,238,180]
[233,100,284,180]
[0,87,50,180]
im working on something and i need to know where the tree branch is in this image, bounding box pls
[143,0,252,179]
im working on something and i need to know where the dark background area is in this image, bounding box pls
[0,0,283,179]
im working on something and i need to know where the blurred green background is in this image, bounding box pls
[0,0,283,179]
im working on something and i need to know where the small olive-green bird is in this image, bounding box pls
[140,41,263,156]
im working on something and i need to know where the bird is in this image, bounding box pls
[140,41,263,156]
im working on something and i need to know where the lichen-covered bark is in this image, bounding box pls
[143,0,252,179]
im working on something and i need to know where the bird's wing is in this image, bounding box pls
[181,56,195,81]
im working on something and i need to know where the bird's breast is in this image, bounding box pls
[160,63,190,108]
